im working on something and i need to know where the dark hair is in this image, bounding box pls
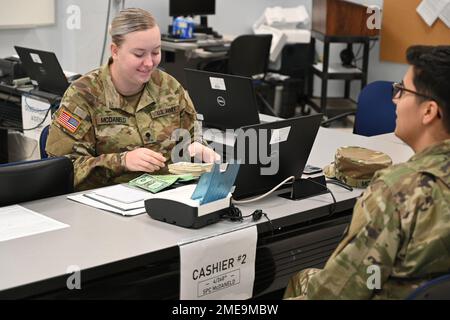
[406,45,450,133]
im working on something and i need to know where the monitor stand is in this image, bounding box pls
[194,15,221,37]
[278,175,328,200]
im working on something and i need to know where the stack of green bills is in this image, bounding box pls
[129,174,196,193]
[168,162,214,177]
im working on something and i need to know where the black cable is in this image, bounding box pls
[353,40,377,64]
[0,99,59,131]
[222,204,276,236]
[344,40,377,69]
[351,44,363,66]
[303,178,337,216]
[100,0,113,66]
[326,178,353,192]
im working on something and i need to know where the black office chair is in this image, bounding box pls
[199,34,272,77]
[0,157,74,207]
[199,34,275,115]
[40,124,50,159]
[406,273,450,300]
[228,34,272,77]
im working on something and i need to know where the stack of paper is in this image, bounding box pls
[67,184,153,216]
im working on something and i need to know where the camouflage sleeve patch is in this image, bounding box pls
[52,106,92,140]
[57,109,81,133]
[47,85,94,154]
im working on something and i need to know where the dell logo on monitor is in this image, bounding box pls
[217,96,226,107]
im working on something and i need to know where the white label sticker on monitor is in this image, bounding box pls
[270,126,291,145]
[209,77,226,91]
[30,53,42,64]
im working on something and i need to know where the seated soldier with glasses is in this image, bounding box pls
[284,45,450,300]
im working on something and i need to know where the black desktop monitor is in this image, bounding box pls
[232,114,323,200]
[169,0,215,17]
[0,157,74,207]
[169,0,216,33]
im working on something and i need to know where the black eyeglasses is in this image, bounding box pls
[392,82,435,101]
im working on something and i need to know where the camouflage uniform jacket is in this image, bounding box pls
[288,139,450,299]
[46,61,198,191]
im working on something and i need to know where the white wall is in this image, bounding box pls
[0,0,408,87]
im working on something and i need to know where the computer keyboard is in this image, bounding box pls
[196,39,226,47]
[29,89,60,102]
[203,45,230,53]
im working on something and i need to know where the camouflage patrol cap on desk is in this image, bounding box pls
[323,146,393,188]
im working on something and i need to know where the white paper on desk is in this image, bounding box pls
[0,205,69,242]
[67,194,146,216]
[93,184,150,204]
[84,193,145,211]
[179,225,257,300]
[416,0,449,27]
[439,1,450,28]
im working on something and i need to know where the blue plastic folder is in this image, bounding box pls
[191,163,240,205]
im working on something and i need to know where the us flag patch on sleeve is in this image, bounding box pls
[57,110,81,133]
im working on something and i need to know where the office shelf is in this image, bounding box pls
[307,30,377,118]
[312,62,364,80]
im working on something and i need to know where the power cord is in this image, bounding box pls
[326,178,353,191]
[305,178,337,216]
[222,203,276,236]
[226,175,350,232]
[232,176,295,204]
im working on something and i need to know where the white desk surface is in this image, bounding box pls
[0,128,414,293]
[308,128,413,168]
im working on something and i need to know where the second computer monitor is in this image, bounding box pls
[185,68,260,130]
[14,46,70,96]
[169,0,215,17]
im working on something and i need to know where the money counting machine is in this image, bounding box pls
[145,163,240,228]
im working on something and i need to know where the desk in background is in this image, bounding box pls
[0,83,22,163]
[160,36,233,87]
[0,129,413,299]
[0,83,61,163]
